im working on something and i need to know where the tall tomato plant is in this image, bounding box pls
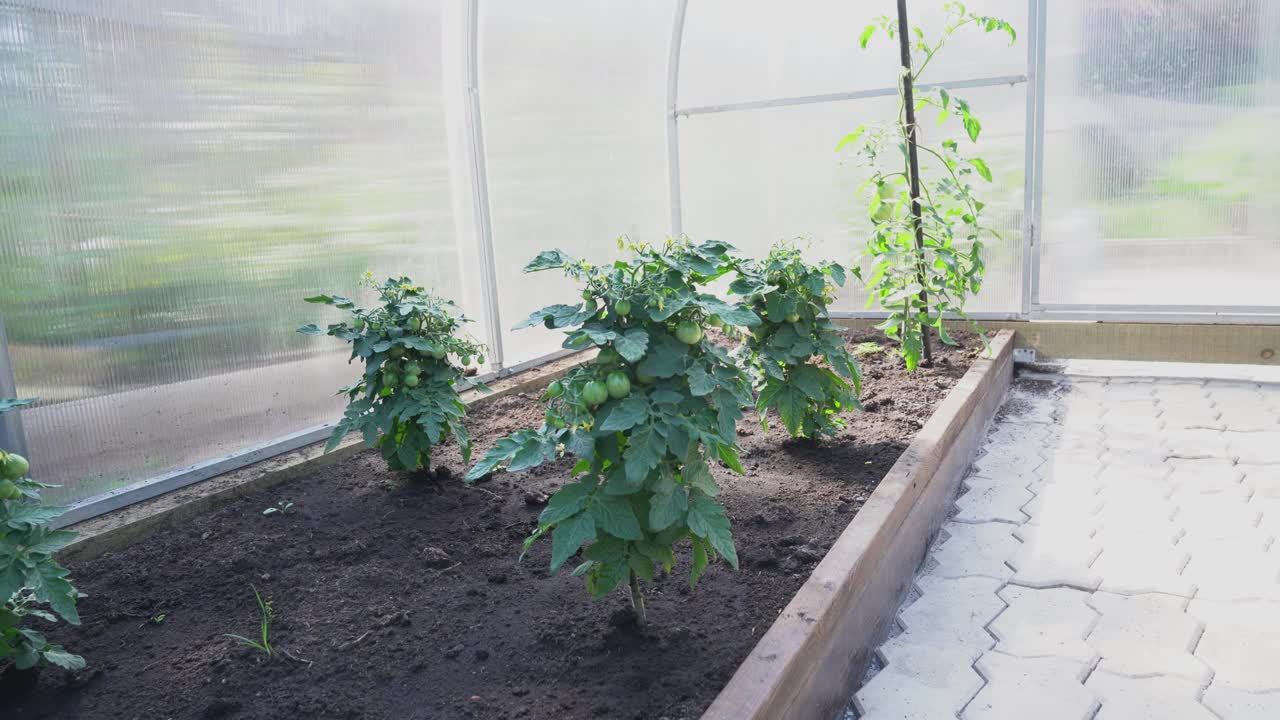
[298,276,487,475]
[740,243,862,438]
[841,3,1015,370]
[467,239,759,624]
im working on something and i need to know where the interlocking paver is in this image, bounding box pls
[1168,457,1246,494]
[1216,404,1280,432]
[1085,672,1216,720]
[926,521,1019,580]
[1176,494,1263,540]
[898,575,1005,650]
[1202,685,1280,719]
[970,449,1043,483]
[1008,524,1101,591]
[1158,401,1224,430]
[1189,598,1280,692]
[1163,428,1233,458]
[854,637,984,719]
[1179,535,1280,601]
[1085,591,1209,682]
[1090,541,1194,597]
[955,477,1033,524]
[858,372,1280,719]
[1242,464,1280,498]
[1229,431,1280,463]
[963,652,1098,720]
[988,586,1099,663]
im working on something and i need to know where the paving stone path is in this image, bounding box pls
[852,370,1280,719]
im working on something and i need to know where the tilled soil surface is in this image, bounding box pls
[12,332,977,720]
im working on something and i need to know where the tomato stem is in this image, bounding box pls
[628,570,647,626]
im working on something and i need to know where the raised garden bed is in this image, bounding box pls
[11,331,997,720]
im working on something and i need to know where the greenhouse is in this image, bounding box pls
[2,0,1278,718]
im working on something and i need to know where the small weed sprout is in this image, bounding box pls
[853,342,885,357]
[224,585,274,657]
[262,500,294,516]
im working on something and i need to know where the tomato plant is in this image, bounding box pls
[298,276,487,475]
[0,398,85,675]
[840,2,1014,371]
[738,243,862,438]
[467,238,760,623]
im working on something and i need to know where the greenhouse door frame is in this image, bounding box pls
[664,0,1280,327]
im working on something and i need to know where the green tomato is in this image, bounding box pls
[675,320,704,345]
[0,453,28,481]
[389,347,405,359]
[634,366,657,385]
[404,361,423,376]
[460,355,472,365]
[544,380,565,399]
[403,374,421,388]
[409,317,423,331]
[582,289,594,301]
[605,371,631,399]
[353,317,366,331]
[596,348,621,366]
[785,312,801,323]
[429,348,446,360]
[382,372,399,388]
[878,182,897,200]
[0,479,20,501]
[614,299,631,317]
[706,315,724,329]
[582,380,609,407]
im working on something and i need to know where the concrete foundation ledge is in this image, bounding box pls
[701,330,1014,720]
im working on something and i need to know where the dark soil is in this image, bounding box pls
[12,332,978,720]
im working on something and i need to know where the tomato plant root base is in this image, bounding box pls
[701,330,1013,720]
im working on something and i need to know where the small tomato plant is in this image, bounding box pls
[467,238,761,623]
[739,243,862,438]
[299,276,487,475]
[1,398,85,674]
[841,2,1014,370]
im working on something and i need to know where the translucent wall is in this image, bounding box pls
[678,0,1029,314]
[0,1,479,504]
[1038,0,1280,308]
[480,0,674,366]
[3,0,1278,513]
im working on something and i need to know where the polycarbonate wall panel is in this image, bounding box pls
[0,1,476,504]
[679,0,1026,109]
[480,1,673,366]
[680,84,1027,314]
[1038,0,1280,307]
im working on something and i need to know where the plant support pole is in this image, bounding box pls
[896,0,933,365]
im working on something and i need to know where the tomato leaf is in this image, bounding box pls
[613,327,649,362]
[549,512,597,573]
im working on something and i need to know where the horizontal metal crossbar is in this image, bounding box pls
[676,74,1027,117]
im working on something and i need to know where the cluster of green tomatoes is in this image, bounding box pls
[0,449,30,500]
[544,296,710,410]
[379,345,447,390]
